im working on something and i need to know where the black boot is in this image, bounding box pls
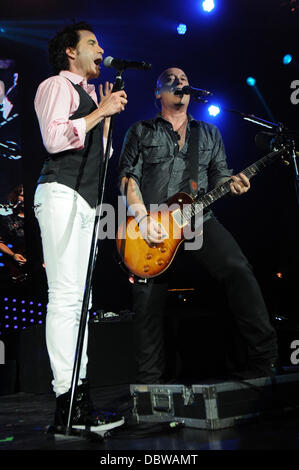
[79,379,125,427]
[54,382,99,428]
[54,381,124,434]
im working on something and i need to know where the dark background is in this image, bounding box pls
[0,0,298,320]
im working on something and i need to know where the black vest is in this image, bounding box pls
[37,82,103,207]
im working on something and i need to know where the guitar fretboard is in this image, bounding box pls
[181,146,287,221]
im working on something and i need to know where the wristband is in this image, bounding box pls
[137,214,149,227]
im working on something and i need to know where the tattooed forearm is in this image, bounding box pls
[132,180,144,203]
[121,176,147,220]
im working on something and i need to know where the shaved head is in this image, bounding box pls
[156,67,189,93]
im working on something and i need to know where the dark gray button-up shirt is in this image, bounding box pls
[119,113,233,220]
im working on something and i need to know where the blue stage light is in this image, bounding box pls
[208,105,221,116]
[202,0,215,12]
[246,76,256,87]
[283,54,292,65]
[177,24,187,35]
[0,28,5,33]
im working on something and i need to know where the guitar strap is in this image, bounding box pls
[187,123,199,197]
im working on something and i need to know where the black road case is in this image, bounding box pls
[130,372,299,430]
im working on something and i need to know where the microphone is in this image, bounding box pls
[103,56,152,71]
[174,85,213,97]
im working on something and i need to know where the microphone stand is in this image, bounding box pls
[288,138,299,205]
[216,106,299,206]
[189,87,299,203]
[191,85,299,204]
[60,70,125,439]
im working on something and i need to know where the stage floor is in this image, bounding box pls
[1,382,299,454]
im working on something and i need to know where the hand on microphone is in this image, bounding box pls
[98,81,128,117]
[99,82,113,140]
[84,82,127,133]
[99,81,113,100]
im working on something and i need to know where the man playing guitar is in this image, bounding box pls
[119,67,279,383]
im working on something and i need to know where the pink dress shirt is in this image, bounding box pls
[34,71,107,155]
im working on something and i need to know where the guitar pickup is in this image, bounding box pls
[171,209,188,228]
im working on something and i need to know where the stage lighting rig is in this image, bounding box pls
[246,77,256,87]
[208,105,220,116]
[202,0,215,13]
[283,54,293,64]
[177,24,187,35]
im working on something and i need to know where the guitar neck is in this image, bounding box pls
[188,146,287,218]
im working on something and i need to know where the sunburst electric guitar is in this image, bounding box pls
[116,146,288,279]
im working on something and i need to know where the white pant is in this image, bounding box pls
[34,183,96,396]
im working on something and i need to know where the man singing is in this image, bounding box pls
[34,22,127,432]
[119,67,279,384]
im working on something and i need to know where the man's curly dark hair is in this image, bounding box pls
[49,22,94,75]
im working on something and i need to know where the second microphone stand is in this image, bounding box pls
[207,101,299,206]
[226,109,299,206]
